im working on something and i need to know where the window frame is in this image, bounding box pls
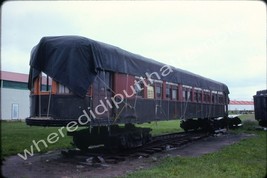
[194,88,202,103]
[203,89,211,103]
[154,81,163,100]
[182,85,193,102]
[147,85,155,99]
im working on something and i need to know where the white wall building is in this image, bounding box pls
[0,71,30,120]
[228,100,254,114]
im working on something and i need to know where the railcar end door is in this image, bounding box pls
[92,71,113,120]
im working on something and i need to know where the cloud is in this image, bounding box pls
[1,1,266,101]
[1,47,30,73]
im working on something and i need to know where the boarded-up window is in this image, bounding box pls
[147,85,154,99]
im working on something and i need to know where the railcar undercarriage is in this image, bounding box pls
[67,116,241,151]
[68,124,152,151]
[180,116,242,132]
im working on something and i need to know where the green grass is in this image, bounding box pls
[124,116,267,178]
[1,116,266,178]
[1,121,73,159]
[238,113,256,121]
[1,120,182,159]
[139,120,182,136]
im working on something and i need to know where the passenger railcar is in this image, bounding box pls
[254,90,267,127]
[26,36,229,150]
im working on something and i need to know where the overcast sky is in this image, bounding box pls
[1,1,266,100]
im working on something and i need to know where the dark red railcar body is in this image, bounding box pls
[26,36,229,127]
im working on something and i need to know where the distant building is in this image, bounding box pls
[228,100,254,114]
[0,71,30,120]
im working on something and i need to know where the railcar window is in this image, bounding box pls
[189,90,192,101]
[58,84,70,94]
[218,95,223,104]
[155,83,162,99]
[207,93,211,103]
[172,88,177,100]
[218,92,224,104]
[204,93,206,102]
[40,73,51,91]
[147,85,154,99]
[198,91,202,103]
[194,91,198,102]
[203,90,210,103]
[135,82,144,98]
[194,89,202,103]
[219,92,223,104]
[212,91,218,104]
[183,86,192,102]
[183,90,186,101]
[166,84,171,99]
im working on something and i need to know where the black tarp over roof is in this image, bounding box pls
[28,36,229,97]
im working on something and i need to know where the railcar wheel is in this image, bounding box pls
[259,120,267,127]
[73,135,89,151]
[72,130,91,151]
[70,125,152,151]
[228,117,242,128]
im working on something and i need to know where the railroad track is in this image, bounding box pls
[61,131,210,166]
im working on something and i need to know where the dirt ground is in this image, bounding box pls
[1,132,254,178]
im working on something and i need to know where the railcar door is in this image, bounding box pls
[92,71,113,120]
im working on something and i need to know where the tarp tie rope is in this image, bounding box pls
[47,88,52,118]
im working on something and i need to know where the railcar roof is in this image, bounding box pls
[28,36,229,97]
